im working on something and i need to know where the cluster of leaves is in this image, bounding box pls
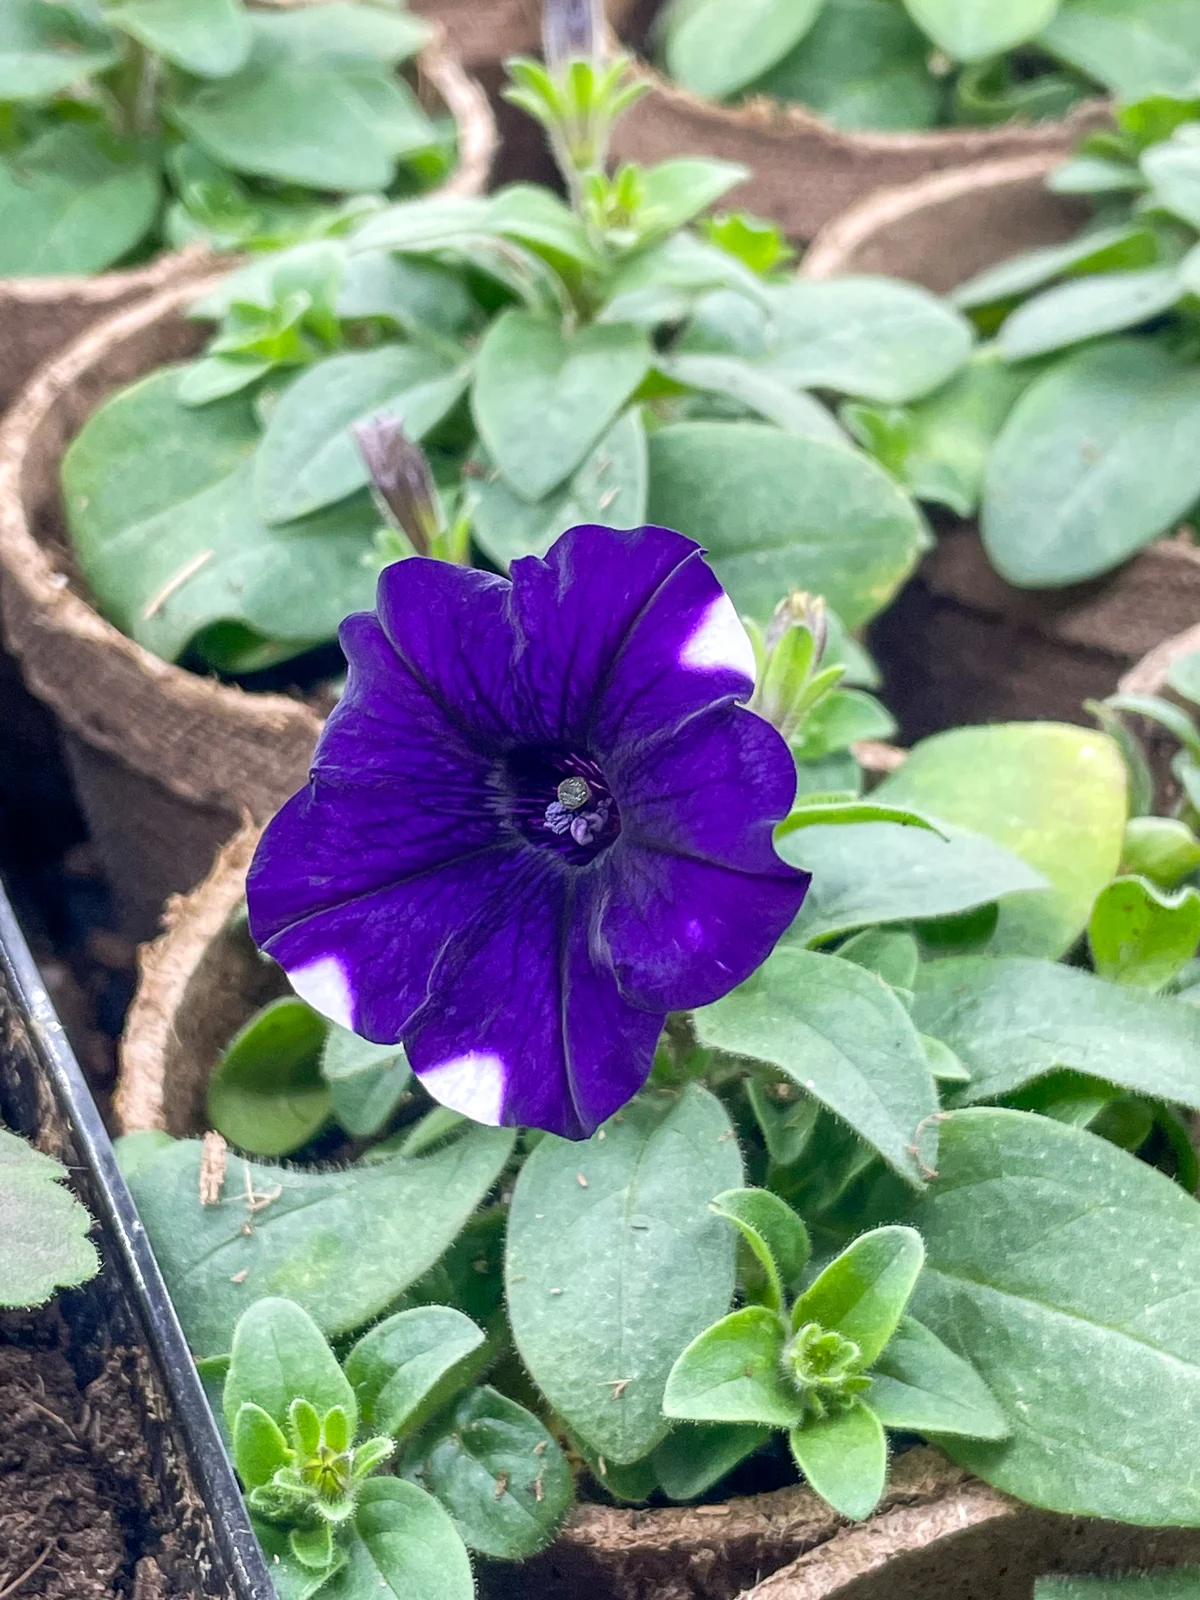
[61,53,976,676]
[120,660,1200,1543]
[213,1294,569,1599]
[848,91,1200,590]
[0,0,449,278]
[0,1125,98,1308]
[657,0,1200,132]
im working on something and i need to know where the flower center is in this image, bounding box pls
[496,747,620,864]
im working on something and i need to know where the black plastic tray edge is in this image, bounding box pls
[0,882,276,1600]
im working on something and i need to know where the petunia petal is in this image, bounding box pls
[405,870,662,1139]
[598,844,809,1013]
[252,842,519,1043]
[248,614,505,947]
[610,701,800,872]
[588,544,758,753]
[507,524,719,746]
[374,558,527,748]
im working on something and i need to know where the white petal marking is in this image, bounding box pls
[679,592,756,681]
[289,955,356,1031]
[420,1051,507,1126]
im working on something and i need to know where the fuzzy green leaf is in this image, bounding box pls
[0,1129,98,1309]
[506,1085,742,1464]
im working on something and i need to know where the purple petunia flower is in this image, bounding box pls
[246,525,809,1139]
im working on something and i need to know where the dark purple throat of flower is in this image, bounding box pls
[500,748,620,862]
[246,524,810,1141]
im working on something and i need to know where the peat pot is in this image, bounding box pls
[607,6,1109,241]
[0,41,495,941]
[0,874,274,1600]
[115,829,1200,1600]
[803,153,1200,743]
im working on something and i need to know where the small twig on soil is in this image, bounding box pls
[0,1542,54,1598]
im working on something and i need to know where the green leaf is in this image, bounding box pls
[405,1387,571,1559]
[914,954,1200,1109]
[0,0,119,99]
[695,948,938,1186]
[753,0,939,133]
[470,409,647,570]
[223,1297,355,1436]
[1169,651,1200,706]
[324,1479,473,1600]
[747,1080,822,1167]
[104,0,250,76]
[843,353,1031,518]
[321,1024,408,1085]
[638,158,748,239]
[1039,0,1200,98]
[0,126,159,277]
[255,1522,345,1599]
[344,1306,485,1438]
[1036,1575,1200,1599]
[999,267,1184,362]
[776,802,943,839]
[472,313,651,501]
[1142,129,1200,227]
[665,0,825,100]
[792,1226,923,1365]
[327,1057,411,1142]
[488,184,601,274]
[659,353,848,444]
[207,997,331,1159]
[762,279,974,404]
[663,1305,803,1427]
[289,1522,335,1573]
[838,929,920,992]
[651,1422,770,1500]
[903,0,1060,59]
[232,1401,291,1490]
[1089,876,1200,990]
[63,368,379,669]
[906,1108,1200,1521]
[777,820,1046,946]
[645,421,926,628]
[170,5,434,192]
[126,1127,514,1358]
[0,1128,98,1309]
[1122,816,1200,890]
[877,723,1128,958]
[953,223,1161,309]
[506,1085,742,1464]
[865,1316,1008,1439]
[255,348,469,524]
[1049,154,1147,194]
[983,338,1200,587]
[922,1034,971,1084]
[788,1401,886,1521]
[711,1188,811,1311]
[601,234,769,328]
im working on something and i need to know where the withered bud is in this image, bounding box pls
[354,414,439,557]
[542,0,600,69]
[765,590,827,660]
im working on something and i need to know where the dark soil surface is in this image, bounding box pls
[0,1306,195,1600]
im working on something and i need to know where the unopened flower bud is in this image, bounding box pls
[783,1322,870,1421]
[542,0,601,70]
[354,414,440,558]
[753,591,842,742]
[766,591,827,660]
